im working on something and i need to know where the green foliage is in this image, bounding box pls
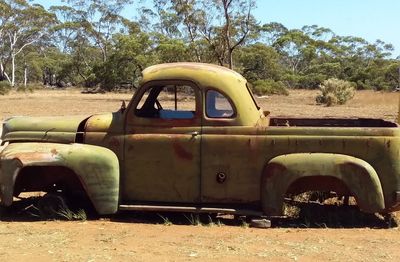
[0,1,398,93]
[0,81,11,95]
[93,32,154,90]
[239,44,283,82]
[153,35,191,63]
[252,79,289,96]
[316,78,355,106]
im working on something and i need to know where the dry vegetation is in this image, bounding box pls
[1,88,400,261]
[0,88,398,120]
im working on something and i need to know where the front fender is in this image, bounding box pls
[0,143,120,215]
[261,153,385,216]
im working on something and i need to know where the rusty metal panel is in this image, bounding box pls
[0,143,120,215]
[4,115,88,132]
[122,128,201,203]
[201,125,400,214]
[261,153,384,215]
[2,115,89,144]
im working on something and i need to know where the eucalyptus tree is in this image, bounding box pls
[148,0,257,69]
[0,0,56,87]
[198,0,258,69]
[50,0,134,86]
[259,22,288,46]
[0,0,12,82]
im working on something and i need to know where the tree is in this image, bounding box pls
[93,31,154,90]
[148,0,257,69]
[0,0,12,83]
[259,22,288,46]
[0,1,56,87]
[60,0,134,62]
[238,43,283,82]
[199,0,257,69]
[50,0,133,86]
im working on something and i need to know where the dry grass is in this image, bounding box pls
[0,89,132,119]
[258,89,398,121]
[1,88,398,121]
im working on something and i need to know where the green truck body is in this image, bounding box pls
[1,62,400,216]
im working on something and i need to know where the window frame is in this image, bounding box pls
[127,79,202,127]
[204,88,237,120]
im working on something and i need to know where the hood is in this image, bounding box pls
[1,115,91,144]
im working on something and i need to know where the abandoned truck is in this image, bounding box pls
[1,62,400,218]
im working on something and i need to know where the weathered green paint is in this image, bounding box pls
[261,153,384,215]
[1,62,400,216]
[0,143,119,214]
[3,115,88,143]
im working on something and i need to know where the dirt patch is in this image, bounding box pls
[0,215,399,261]
[1,88,400,261]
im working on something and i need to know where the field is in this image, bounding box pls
[0,88,400,262]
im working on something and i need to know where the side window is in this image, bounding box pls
[206,90,234,118]
[136,84,196,119]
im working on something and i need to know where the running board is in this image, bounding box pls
[119,204,263,216]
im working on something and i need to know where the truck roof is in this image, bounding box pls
[141,62,246,89]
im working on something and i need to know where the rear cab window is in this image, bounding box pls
[205,90,235,118]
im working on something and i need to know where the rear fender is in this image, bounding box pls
[0,143,119,215]
[261,153,384,216]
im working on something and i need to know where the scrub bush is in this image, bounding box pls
[316,78,355,106]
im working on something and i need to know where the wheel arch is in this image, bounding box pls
[0,143,120,215]
[260,153,385,216]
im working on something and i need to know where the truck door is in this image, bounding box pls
[200,89,260,204]
[123,80,202,203]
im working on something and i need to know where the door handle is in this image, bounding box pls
[188,131,199,137]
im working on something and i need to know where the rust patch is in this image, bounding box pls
[109,138,120,148]
[10,152,58,164]
[172,141,193,160]
[51,149,58,156]
[264,162,287,179]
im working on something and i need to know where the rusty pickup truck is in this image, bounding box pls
[1,62,400,217]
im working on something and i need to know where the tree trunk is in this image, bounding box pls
[223,0,233,69]
[228,49,233,69]
[24,63,27,88]
[11,54,15,87]
[0,62,11,84]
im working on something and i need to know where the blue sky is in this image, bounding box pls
[35,0,400,56]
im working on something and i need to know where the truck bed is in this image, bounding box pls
[270,118,398,128]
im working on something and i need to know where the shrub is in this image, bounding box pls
[252,79,289,96]
[0,81,10,95]
[316,78,355,106]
